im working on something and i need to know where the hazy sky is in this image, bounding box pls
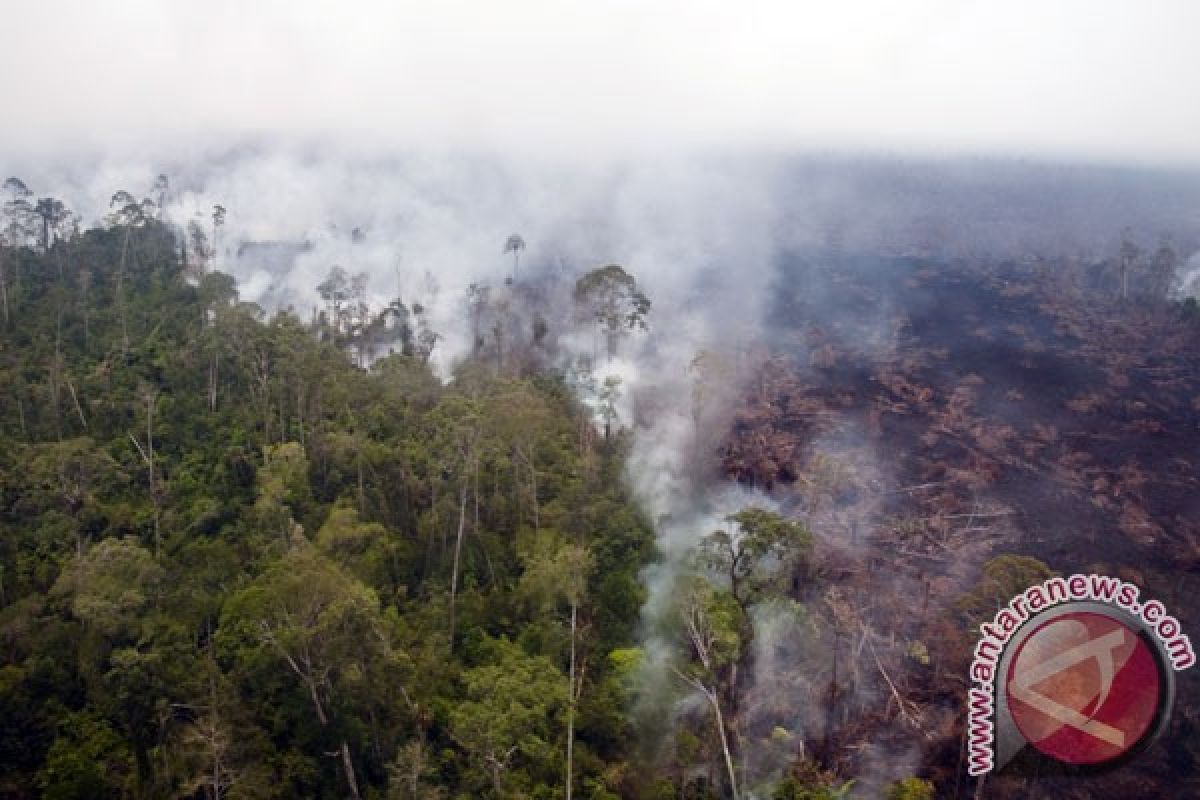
[2,0,1199,164]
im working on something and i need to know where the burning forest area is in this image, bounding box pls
[710,251,1200,798]
[4,153,1200,800]
[7,3,1200,798]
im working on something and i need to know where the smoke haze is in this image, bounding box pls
[4,1,1200,165]
[4,5,1200,794]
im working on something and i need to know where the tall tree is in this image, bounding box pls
[1118,227,1139,300]
[411,301,439,364]
[187,216,212,275]
[1150,233,1178,298]
[673,509,812,799]
[127,385,162,558]
[597,374,621,441]
[151,174,169,221]
[672,576,744,800]
[448,637,566,796]
[32,197,73,252]
[25,438,125,557]
[211,204,226,264]
[466,282,491,353]
[432,395,483,647]
[317,265,353,335]
[519,533,593,800]
[573,264,651,360]
[2,177,34,322]
[503,233,526,283]
[699,508,811,616]
[56,537,163,624]
[109,190,149,351]
[2,177,34,247]
[221,546,403,800]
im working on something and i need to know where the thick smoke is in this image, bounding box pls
[10,150,1200,796]
[1174,251,1200,301]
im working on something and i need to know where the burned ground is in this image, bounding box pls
[720,254,1200,797]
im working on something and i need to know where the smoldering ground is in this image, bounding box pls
[8,150,1200,797]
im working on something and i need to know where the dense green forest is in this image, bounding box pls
[0,186,670,799]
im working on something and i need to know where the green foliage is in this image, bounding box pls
[448,637,567,794]
[906,640,931,666]
[53,538,163,641]
[956,553,1055,627]
[38,711,133,800]
[0,215,658,797]
[771,761,856,800]
[676,576,747,675]
[698,507,812,608]
[254,441,312,542]
[316,502,395,591]
[886,776,935,800]
[386,738,447,800]
[771,780,856,800]
[573,264,651,358]
[664,507,815,800]
[518,529,593,610]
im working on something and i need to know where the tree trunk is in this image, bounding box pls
[526,447,539,530]
[80,270,91,347]
[448,477,469,646]
[356,446,366,515]
[208,351,219,412]
[822,629,840,766]
[473,459,481,534]
[294,375,309,451]
[0,255,8,325]
[211,689,221,799]
[566,599,577,800]
[302,673,328,726]
[118,227,131,351]
[16,393,26,440]
[66,373,88,429]
[49,308,65,440]
[340,741,362,800]
[278,391,287,445]
[425,478,440,577]
[707,687,740,800]
[148,394,160,559]
[133,739,152,800]
[48,355,63,441]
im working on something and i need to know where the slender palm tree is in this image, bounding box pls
[503,233,526,283]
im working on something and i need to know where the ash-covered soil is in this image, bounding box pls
[720,254,1200,798]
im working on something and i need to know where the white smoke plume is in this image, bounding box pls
[9,149,1200,797]
[1174,251,1200,302]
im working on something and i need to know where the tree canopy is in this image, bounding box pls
[0,206,658,798]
